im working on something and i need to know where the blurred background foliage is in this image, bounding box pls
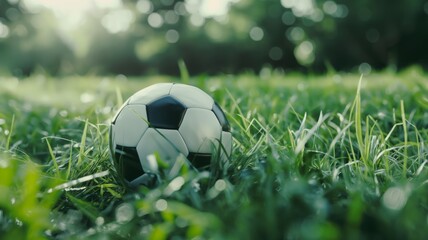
[0,0,428,76]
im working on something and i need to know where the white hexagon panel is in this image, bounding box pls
[137,128,189,171]
[111,98,130,124]
[129,83,174,105]
[113,105,149,147]
[179,108,222,153]
[169,84,214,110]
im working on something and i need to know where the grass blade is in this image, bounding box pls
[77,119,89,166]
[178,59,190,84]
[5,114,15,151]
[400,100,408,178]
[67,194,100,222]
[45,138,59,177]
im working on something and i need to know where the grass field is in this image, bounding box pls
[1,68,428,239]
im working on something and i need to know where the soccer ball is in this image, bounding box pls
[109,83,232,186]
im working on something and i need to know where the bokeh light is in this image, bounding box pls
[269,47,284,61]
[101,9,134,34]
[0,0,427,75]
[185,0,237,18]
[366,28,380,43]
[282,11,296,25]
[136,0,153,14]
[0,21,10,38]
[249,27,264,41]
[287,27,305,42]
[165,29,180,43]
[281,0,316,17]
[148,12,164,28]
[165,10,180,24]
[294,41,315,65]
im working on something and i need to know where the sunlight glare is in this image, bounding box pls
[101,9,134,34]
[281,0,315,17]
[22,0,123,29]
[23,0,121,14]
[186,0,238,19]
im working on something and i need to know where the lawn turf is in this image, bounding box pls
[0,68,428,239]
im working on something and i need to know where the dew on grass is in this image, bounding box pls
[66,209,83,225]
[164,176,185,196]
[59,110,68,117]
[192,180,201,192]
[175,216,188,228]
[96,106,112,115]
[207,179,227,199]
[44,230,53,237]
[95,217,105,226]
[377,111,386,119]
[80,93,95,103]
[15,218,23,226]
[0,158,9,168]
[297,83,306,91]
[115,203,135,224]
[155,199,168,211]
[382,187,407,211]
[214,179,226,191]
[116,74,128,81]
[333,74,342,83]
[86,228,96,235]
[140,225,153,235]
[58,220,67,231]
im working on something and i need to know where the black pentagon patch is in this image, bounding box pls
[212,102,230,132]
[188,152,212,169]
[114,145,144,182]
[146,96,186,129]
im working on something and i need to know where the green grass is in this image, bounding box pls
[1,67,428,239]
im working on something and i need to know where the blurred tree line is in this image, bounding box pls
[0,0,427,76]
